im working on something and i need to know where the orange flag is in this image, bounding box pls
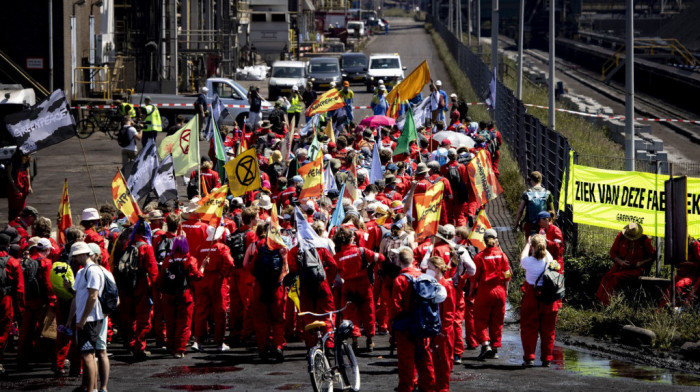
[467,209,493,251]
[466,149,503,207]
[386,60,431,118]
[298,152,324,200]
[57,179,72,245]
[266,203,287,250]
[111,170,142,225]
[194,185,229,227]
[415,181,445,242]
[305,88,346,117]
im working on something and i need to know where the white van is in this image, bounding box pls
[366,53,407,92]
[268,61,307,100]
[347,21,366,37]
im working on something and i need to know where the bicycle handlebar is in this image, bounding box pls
[298,302,351,317]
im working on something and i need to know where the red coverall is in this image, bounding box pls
[181,219,209,255]
[9,218,30,252]
[189,167,221,195]
[662,240,700,306]
[159,253,203,355]
[440,160,471,226]
[472,246,511,348]
[151,231,177,347]
[119,236,158,353]
[433,277,456,392]
[520,282,561,362]
[7,160,30,221]
[596,233,655,306]
[17,252,55,364]
[0,251,25,363]
[335,244,383,338]
[84,228,111,271]
[539,224,565,272]
[287,246,337,348]
[228,226,258,341]
[246,241,287,354]
[194,242,234,345]
[391,266,435,392]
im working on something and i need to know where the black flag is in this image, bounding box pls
[5,90,76,154]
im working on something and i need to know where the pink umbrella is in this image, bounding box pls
[359,115,396,128]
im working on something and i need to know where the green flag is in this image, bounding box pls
[393,107,417,156]
[307,127,322,161]
[158,115,200,176]
[212,117,227,180]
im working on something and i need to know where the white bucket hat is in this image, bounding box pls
[81,208,100,222]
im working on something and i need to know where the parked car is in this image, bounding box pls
[366,53,406,92]
[346,20,366,37]
[268,60,307,100]
[340,53,369,85]
[308,57,342,90]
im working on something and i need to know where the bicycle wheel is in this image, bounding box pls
[106,118,121,139]
[76,119,96,139]
[309,347,333,392]
[337,342,360,391]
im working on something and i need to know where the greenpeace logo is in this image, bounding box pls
[13,106,70,137]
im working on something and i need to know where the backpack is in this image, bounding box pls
[535,263,565,304]
[383,233,409,279]
[526,188,551,223]
[86,264,119,315]
[393,273,446,338]
[117,125,133,148]
[254,245,284,293]
[435,149,448,166]
[446,164,468,202]
[297,247,326,289]
[155,237,174,266]
[116,241,146,290]
[161,257,189,295]
[21,256,42,300]
[226,229,251,268]
[0,256,12,297]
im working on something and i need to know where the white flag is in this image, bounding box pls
[124,139,159,201]
[153,154,178,202]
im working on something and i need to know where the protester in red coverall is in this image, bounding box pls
[9,206,37,251]
[158,236,204,357]
[193,226,234,352]
[661,237,700,307]
[245,227,287,361]
[520,235,561,367]
[0,233,25,376]
[440,150,474,226]
[596,223,655,306]
[118,219,159,359]
[151,210,177,348]
[472,229,511,360]
[535,211,565,273]
[334,226,383,351]
[428,256,456,392]
[16,237,55,368]
[390,247,435,392]
[6,151,32,221]
[32,217,62,262]
[228,207,259,344]
[80,208,111,270]
[454,227,478,359]
[377,218,412,334]
[180,208,209,256]
[285,239,338,348]
[190,157,222,196]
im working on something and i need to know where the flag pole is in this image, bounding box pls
[77,136,100,209]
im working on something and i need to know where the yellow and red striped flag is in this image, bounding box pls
[466,149,503,207]
[386,60,431,118]
[111,170,142,225]
[194,184,229,227]
[305,88,346,117]
[414,181,445,242]
[57,179,72,245]
[467,209,493,251]
[298,152,324,200]
[266,203,287,250]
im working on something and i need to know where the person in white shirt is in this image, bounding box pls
[71,241,105,392]
[121,116,142,165]
[519,234,561,368]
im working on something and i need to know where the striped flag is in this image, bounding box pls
[124,139,159,201]
[194,184,229,227]
[415,181,445,242]
[298,151,324,200]
[386,60,431,119]
[467,209,493,251]
[153,154,177,202]
[466,149,503,206]
[57,179,72,245]
[266,203,287,250]
[305,88,346,117]
[111,170,142,225]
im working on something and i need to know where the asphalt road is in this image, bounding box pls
[2,17,700,392]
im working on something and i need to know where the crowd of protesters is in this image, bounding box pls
[1,76,698,392]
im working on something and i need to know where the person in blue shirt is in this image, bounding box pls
[371,85,388,116]
[435,80,448,122]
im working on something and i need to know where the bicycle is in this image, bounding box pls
[76,108,123,139]
[299,302,360,392]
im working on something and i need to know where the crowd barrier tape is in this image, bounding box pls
[70,102,486,111]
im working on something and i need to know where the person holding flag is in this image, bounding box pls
[440,148,474,227]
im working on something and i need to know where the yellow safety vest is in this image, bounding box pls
[287,95,302,114]
[144,104,162,132]
[118,102,136,118]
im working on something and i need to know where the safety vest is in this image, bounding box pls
[287,95,302,114]
[118,102,136,118]
[144,104,162,132]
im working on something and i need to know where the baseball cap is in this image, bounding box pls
[450,93,457,98]
[292,85,299,91]
[23,206,39,218]
[435,80,442,87]
[387,163,398,171]
[69,241,92,257]
[87,243,102,256]
[343,81,350,87]
[484,229,498,239]
[0,233,10,248]
[537,211,552,220]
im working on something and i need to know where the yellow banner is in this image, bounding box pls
[298,152,324,200]
[194,185,229,227]
[415,181,445,242]
[466,149,503,206]
[225,148,261,197]
[561,163,700,238]
[111,170,142,224]
[386,60,431,117]
[467,209,492,251]
[305,89,346,117]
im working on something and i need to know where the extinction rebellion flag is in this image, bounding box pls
[5,89,76,154]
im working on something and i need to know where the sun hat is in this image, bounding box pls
[69,241,92,257]
[258,195,273,210]
[622,222,643,241]
[415,163,429,175]
[81,208,100,222]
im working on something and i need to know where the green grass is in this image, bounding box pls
[382,8,413,18]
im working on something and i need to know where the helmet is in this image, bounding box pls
[336,320,355,341]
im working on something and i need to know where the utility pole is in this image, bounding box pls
[467,0,471,46]
[625,0,635,170]
[491,0,498,74]
[49,0,54,91]
[477,0,481,54]
[548,0,555,129]
[517,0,524,99]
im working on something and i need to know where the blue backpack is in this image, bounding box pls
[526,189,551,223]
[393,273,446,338]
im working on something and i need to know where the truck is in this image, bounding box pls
[249,0,291,64]
[0,85,36,197]
[129,78,273,129]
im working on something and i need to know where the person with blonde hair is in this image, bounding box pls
[519,234,561,367]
